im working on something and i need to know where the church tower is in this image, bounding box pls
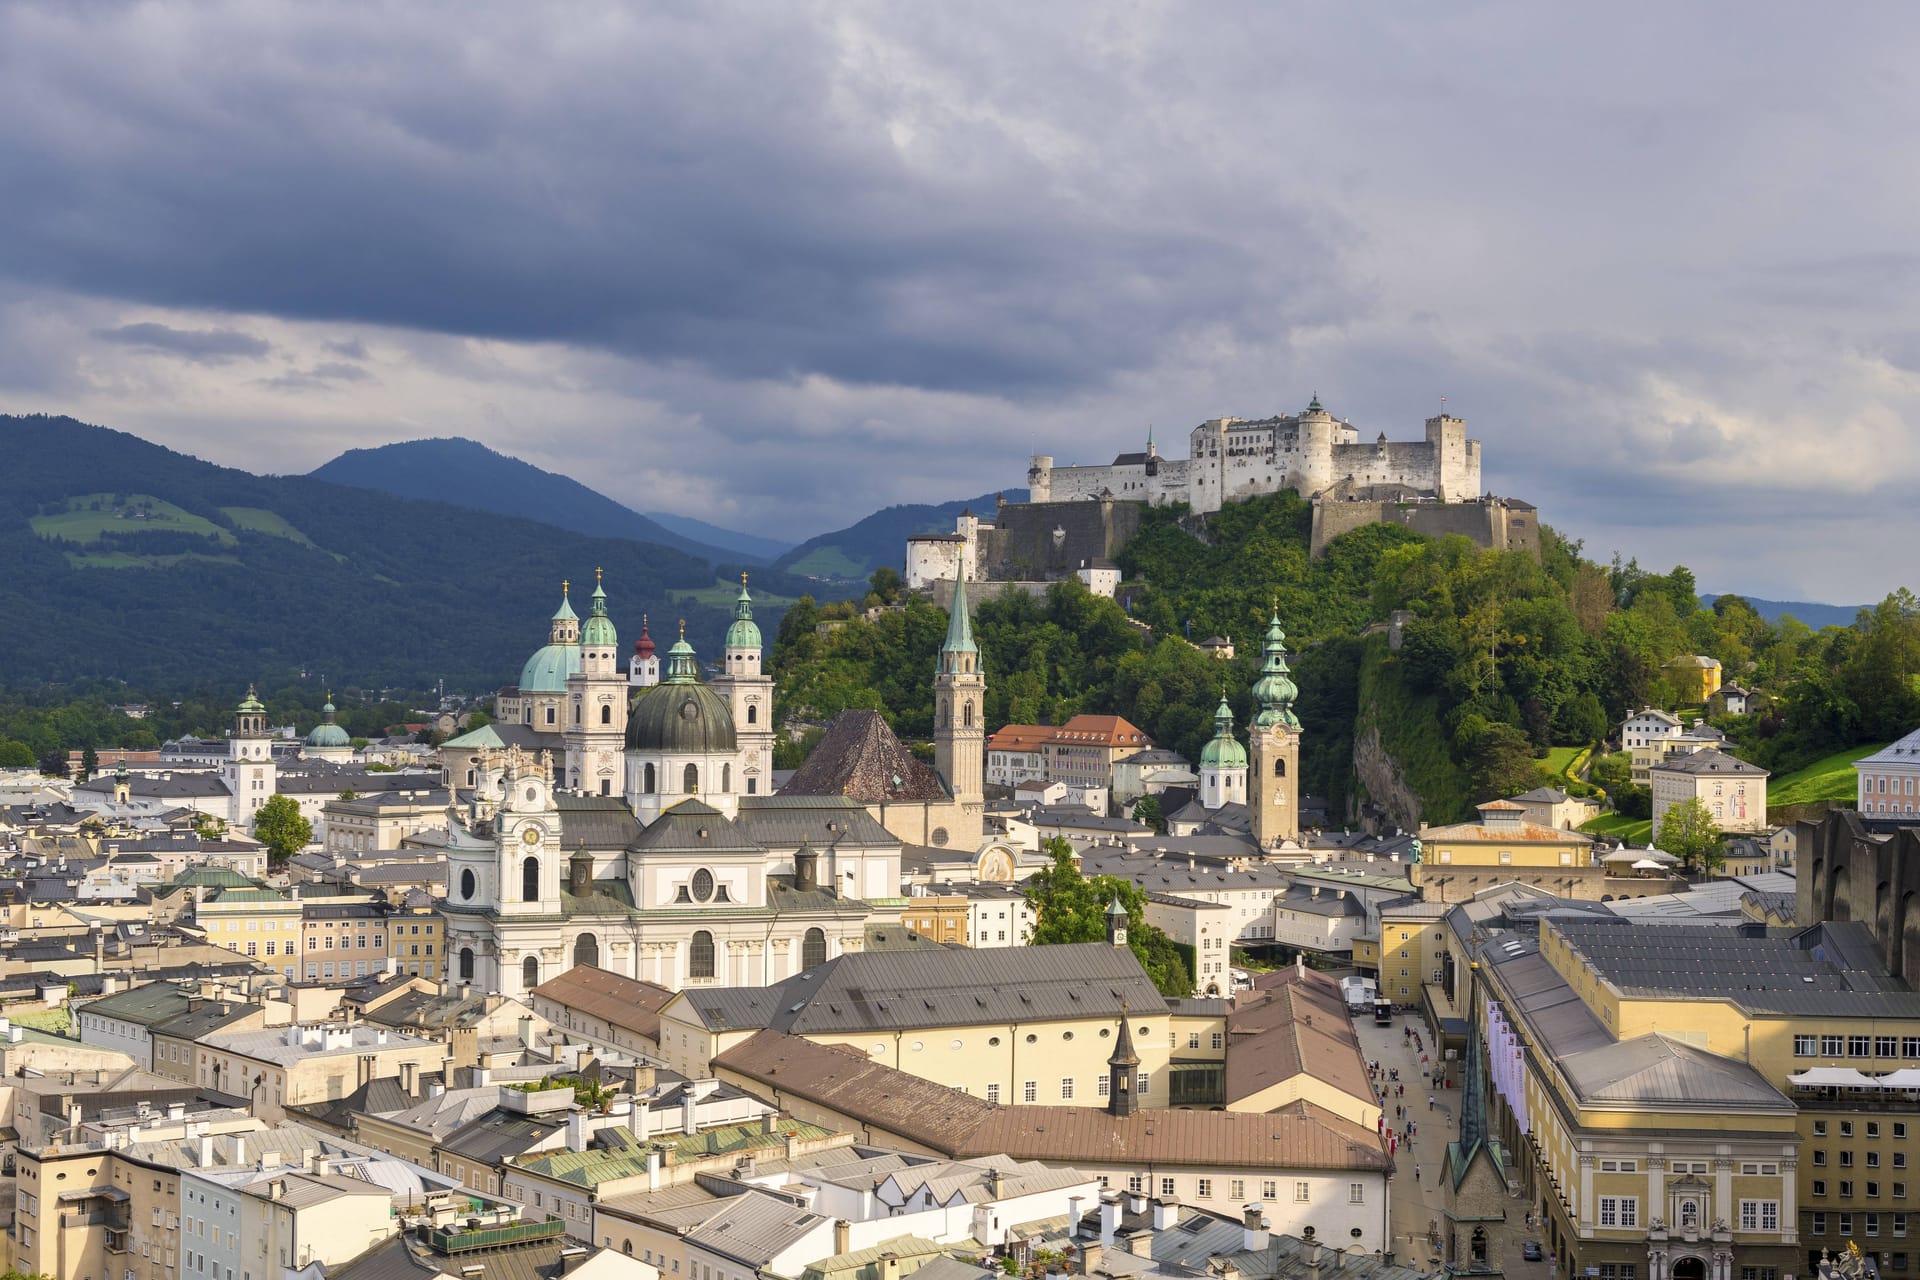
[629,616,660,689]
[711,574,775,796]
[565,569,628,796]
[1248,608,1302,847]
[933,568,985,823]
[1198,692,1248,811]
[221,685,276,830]
[1106,1003,1140,1117]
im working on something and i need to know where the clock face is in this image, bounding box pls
[521,826,542,846]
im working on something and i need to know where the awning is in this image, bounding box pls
[1631,859,1667,870]
[1875,1069,1920,1089]
[1788,1068,1878,1087]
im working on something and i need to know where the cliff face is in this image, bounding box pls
[1352,718,1424,833]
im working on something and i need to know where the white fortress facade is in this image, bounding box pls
[1027,398,1481,514]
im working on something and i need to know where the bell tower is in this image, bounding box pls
[711,574,775,797]
[1248,607,1303,847]
[565,568,627,796]
[933,567,985,826]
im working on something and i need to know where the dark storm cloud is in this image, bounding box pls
[93,321,271,363]
[0,5,1341,398]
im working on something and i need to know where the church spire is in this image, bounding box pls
[1107,1002,1140,1116]
[940,565,977,672]
[664,619,700,683]
[1250,605,1301,730]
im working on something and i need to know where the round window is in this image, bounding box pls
[1100,1028,1111,1038]
[692,869,715,902]
[870,1044,885,1057]
[1063,1031,1074,1041]
[460,869,477,900]
[911,1041,924,1052]
[930,827,949,847]
[950,1039,963,1050]
[988,1036,1001,1047]
[1025,1033,1037,1044]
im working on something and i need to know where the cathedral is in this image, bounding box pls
[440,571,987,999]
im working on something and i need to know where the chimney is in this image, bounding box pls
[226,1134,247,1164]
[1303,1227,1322,1280]
[682,1091,699,1136]
[834,1220,851,1257]
[518,1016,536,1050]
[1152,1197,1179,1230]
[988,1167,1007,1200]
[268,1179,285,1201]
[198,1134,214,1166]
[783,1130,800,1161]
[1077,1244,1104,1277]
[567,1110,589,1153]
[1098,1192,1121,1248]
[1242,1206,1268,1252]
[1127,1229,1153,1258]
[167,1102,186,1121]
[1126,1189,1146,1216]
[1296,953,1306,979]
[400,1061,417,1095]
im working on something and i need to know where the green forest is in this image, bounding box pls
[767,491,1920,827]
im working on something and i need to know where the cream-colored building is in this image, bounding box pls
[321,787,451,853]
[1511,786,1603,831]
[1415,801,1678,903]
[1649,747,1768,835]
[658,941,1213,1111]
[191,1022,449,1121]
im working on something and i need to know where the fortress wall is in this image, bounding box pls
[905,537,965,591]
[1308,500,1541,558]
[977,499,1142,580]
[1327,441,1441,494]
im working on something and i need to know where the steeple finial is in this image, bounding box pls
[741,571,749,587]
[595,566,602,585]
[562,578,570,597]
[678,618,686,641]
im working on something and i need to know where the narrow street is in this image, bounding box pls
[1350,1007,1544,1277]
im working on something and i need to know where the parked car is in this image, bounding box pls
[1522,1242,1544,1261]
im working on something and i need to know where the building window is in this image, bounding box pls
[1348,1183,1365,1204]
[1159,1178,1175,1198]
[458,948,475,981]
[1823,1034,1845,1055]
[1127,1174,1143,1194]
[1230,1180,1246,1199]
[689,930,716,979]
[1023,1080,1037,1103]
[986,1084,1000,1104]
[684,763,699,793]
[1851,1036,1873,1057]
[802,927,827,970]
[1137,1072,1151,1095]
[1197,1179,1213,1198]
[1795,1035,1818,1057]
[1096,1076,1109,1097]
[1598,1197,1638,1228]
[1739,1201,1780,1232]
[522,955,539,989]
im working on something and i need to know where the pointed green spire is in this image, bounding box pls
[940,565,977,670]
[552,579,578,623]
[725,572,762,652]
[1251,606,1301,730]
[582,567,618,647]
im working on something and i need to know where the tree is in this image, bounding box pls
[1457,716,1539,800]
[463,709,493,731]
[1023,839,1193,996]
[252,794,313,865]
[1656,795,1723,874]
[192,812,228,840]
[338,788,359,802]
[1131,794,1165,834]
[0,740,35,768]
[80,745,98,781]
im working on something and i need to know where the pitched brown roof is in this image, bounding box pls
[987,725,1053,753]
[1225,968,1373,1108]
[715,1031,1389,1173]
[1049,715,1150,749]
[530,965,675,1040]
[780,711,951,804]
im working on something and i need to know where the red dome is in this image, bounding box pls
[633,619,656,660]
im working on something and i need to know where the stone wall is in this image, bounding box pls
[1309,498,1540,558]
[1798,809,1920,981]
[976,498,1141,581]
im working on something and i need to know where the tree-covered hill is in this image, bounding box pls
[769,491,1920,827]
[0,414,741,690]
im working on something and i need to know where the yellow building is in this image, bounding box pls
[1415,801,1670,904]
[1472,912,1920,1280]
[1662,655,1724,704]
[1362,898,1453,1005]
[658,940,1221,1110]
[191,885,305,979]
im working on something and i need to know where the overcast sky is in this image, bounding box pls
[3,3,1915,603]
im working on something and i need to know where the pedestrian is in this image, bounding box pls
[1429,1094,1435,1110]
[1414,1164,1421,1181]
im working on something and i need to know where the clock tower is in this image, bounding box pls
[495,748,563,919]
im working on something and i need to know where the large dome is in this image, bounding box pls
[625,682,738,754]
[306,722,351,748]
[519,642,582,693]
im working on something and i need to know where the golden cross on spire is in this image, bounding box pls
[595,566,603,584]
[678,618,686,640]
[562,578,570,596]
[741,571,749,587]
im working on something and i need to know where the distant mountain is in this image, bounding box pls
[0,415,746,690]
[774,491,1028,581]
[310,437,774,565]
[1702,593,1865,630]
[642,509,791,562]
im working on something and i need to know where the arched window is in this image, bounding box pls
[522,955,539,989]
[523,856,541,902]
[572,703,580,725]
[1273,758,1287,778]
[802,927,827,970]
[458,947,475,981]
[964,700,974,728]
[643,762,656,794]
[574,932,599,969]
[601,704,612,725]
[722,763,731,792]
[623,1243,633,1257]
[684,763,698,793]
[747,705,758,724]
[689,930,716,979]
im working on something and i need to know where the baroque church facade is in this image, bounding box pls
[440,571,986,1000]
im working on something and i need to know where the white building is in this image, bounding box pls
[1854,728,1920,819]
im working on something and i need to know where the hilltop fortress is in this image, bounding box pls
[908,398,1535,596]
[1030,396,1481,511]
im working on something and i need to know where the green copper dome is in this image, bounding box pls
[627,624,736,753]
[519,642,582,693]
[237,684,265,715]
[725,575,762,652]
[1198,695,1248,769]
[305,698,350,749]
[581,573,618,647]
[1251,609,1301,730]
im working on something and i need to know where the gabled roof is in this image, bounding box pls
[779,711,950,804]
[1651,747,1767,778]
[531,966,675,1040]
[1557,1032,1792,1110]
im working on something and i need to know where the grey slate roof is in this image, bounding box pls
[734,795,901,850]
[1652,747,1766,777]
[683,941,1168,1034]
[557,793,644,850]
[779,710,951,804]
[1556,1033,1792,1110]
